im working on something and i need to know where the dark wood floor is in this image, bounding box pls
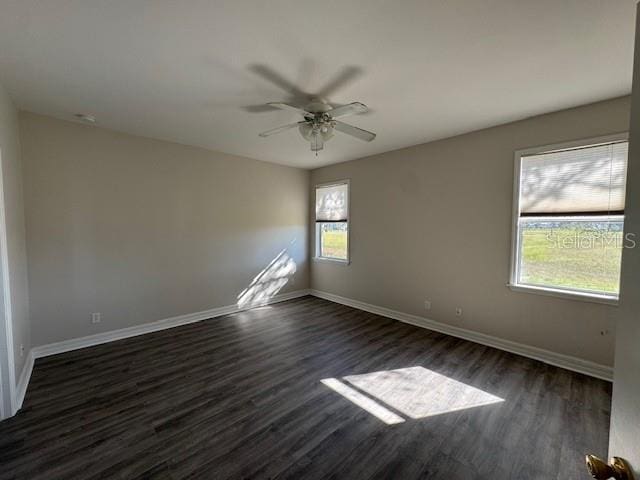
[0,296,610,479]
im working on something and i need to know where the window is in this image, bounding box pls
[315,181,349,263]
[510,135,629,302]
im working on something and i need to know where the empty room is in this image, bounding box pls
[1,1,640,479]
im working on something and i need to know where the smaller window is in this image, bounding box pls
[315,181,349,263]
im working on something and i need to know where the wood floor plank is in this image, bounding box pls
[0,296,610,479]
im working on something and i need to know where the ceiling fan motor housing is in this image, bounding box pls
[306,99,332,114]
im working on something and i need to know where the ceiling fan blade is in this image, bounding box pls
[249,64,306,98]
[243,104,280,113]
[259,122,302,137]
[329,102,368,119]
[267,102,314,118]
[316,66,364,98]
[334,121,376,142]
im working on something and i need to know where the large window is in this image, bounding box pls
[315,181,349,263]
[510,135,629,302]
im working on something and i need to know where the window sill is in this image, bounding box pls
[313,257,350,266]
[507,283,619,306]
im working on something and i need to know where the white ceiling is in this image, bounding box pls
[0,0,636,169]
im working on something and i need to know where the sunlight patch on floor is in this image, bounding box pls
[322,366,503,424]
[320,378,405,425]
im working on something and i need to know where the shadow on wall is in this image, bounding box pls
[237,249,297,308]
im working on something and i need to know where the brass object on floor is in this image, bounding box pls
[586,454,634,480]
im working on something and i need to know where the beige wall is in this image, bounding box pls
[310,96,631,367]
[20,112,309,346]
[609,6,640,474]
[0,84,30,383]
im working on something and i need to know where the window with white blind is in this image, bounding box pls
[315,181,349,263]
[510,134,629,302]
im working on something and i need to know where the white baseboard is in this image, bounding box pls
[13,349,34,414]
[11,289,309,413]
[310,289,613,381]
[31,289,310,361]
[12,286,610,415]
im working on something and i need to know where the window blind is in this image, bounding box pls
[316,183,348,222]
[519,141,628,215]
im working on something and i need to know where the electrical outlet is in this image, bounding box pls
[91,312,101,324]
[455,307,463,317]
[424,300,431,310]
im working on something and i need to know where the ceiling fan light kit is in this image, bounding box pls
[259,98,375,153]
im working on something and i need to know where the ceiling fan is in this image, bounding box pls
[259,98,376,152]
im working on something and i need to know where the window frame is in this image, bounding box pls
[508,133,628,305]
[314,179,351,265]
